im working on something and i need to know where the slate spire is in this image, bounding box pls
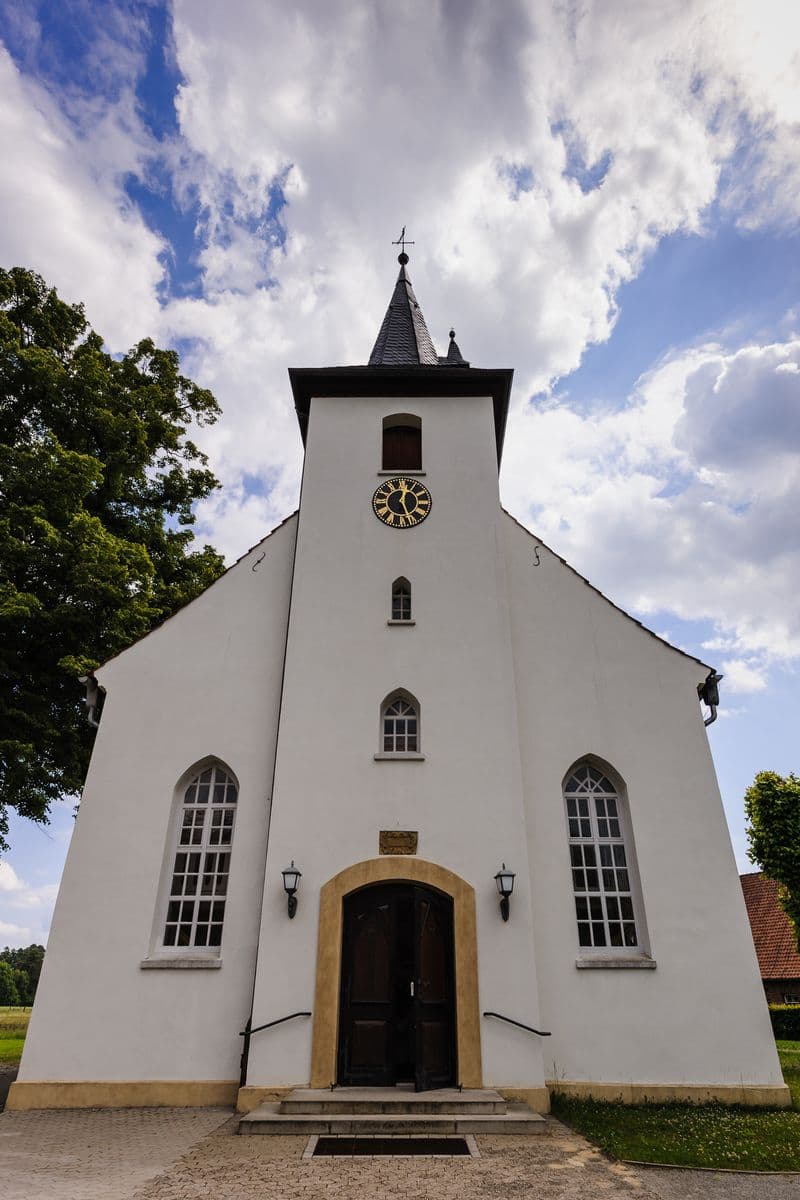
[445,328,466,364]
[368,252,439,366]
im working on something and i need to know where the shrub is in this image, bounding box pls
[770,1005,800,1040]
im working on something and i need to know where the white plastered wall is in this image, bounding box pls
[502,512,784,1088]
[19,515,297,1084]
[247,393,546,1091]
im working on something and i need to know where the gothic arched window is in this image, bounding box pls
[382,693,419,754]
[162,762,238,950]
[563,762,642,951]
[391,577,412,622]
[382,414,422,470]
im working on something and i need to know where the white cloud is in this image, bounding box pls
[0,861,57,911]
[154,0,800,514]
[0,861,23,893]
[502,335,800,669]
[0,861,58,945]
[0,919,37,943]
[0,45,165,348]
[720,658,768,694]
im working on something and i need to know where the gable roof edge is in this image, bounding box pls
[501,508,713,672]
[95,511,299,675]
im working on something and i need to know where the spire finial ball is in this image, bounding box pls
[449,328,456,340]
[398,251,409,265]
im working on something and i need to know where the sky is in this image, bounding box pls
[1,0,799,947]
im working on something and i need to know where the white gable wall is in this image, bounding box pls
[502,513,784,1088]
[18,515,297,1084]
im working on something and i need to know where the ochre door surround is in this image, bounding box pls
[310,857,482,1088]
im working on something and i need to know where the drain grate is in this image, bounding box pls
[311,1135,473,1157]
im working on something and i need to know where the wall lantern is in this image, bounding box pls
[282,861,302,918]
[494,863,515,922]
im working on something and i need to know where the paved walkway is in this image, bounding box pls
[1,1106,798,1200]
[0,1107,230,1200]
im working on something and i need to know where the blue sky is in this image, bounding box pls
[1,0,799,944]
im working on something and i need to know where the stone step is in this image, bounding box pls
[280,1086,507,1115]
[239,1103,547,1137]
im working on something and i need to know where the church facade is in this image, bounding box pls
[10,256,788,1111]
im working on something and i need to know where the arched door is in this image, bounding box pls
[337,882,456,1090]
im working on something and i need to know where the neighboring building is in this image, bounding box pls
[741,872,800,1005]
[10,253,789,1113]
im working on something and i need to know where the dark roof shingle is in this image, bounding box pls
[369,264,439,366]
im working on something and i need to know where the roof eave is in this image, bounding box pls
[289,364,513,467]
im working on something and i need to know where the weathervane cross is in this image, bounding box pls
[392,226,415,256]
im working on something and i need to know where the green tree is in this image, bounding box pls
[745,771,800,950]
[0,960,19,1006]
[0,944,45,1004]
[0,268,225,849]
[12,968,28,1005]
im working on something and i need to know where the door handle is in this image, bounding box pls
[410,980,415,997]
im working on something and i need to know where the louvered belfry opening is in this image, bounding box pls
[383,423,421,470]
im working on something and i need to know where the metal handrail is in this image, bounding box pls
[483,1010,551,1037]
[239,1011,311,1088]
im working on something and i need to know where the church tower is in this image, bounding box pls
[246,249,546,1098]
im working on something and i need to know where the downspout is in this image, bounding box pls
[697,671,723,727]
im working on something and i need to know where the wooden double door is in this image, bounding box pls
[337,882,456,1091]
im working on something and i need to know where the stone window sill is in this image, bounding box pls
[140,957,222,970]
[575,956,656,970]
[373,752,426,762]
[376,470,426,477]
[387,619,416,626]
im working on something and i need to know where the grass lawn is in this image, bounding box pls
[551,1042,800,1172]
[0,1007,31,1066]
[778,1040,800,1107]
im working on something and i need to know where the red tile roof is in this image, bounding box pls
[741,872,800,980]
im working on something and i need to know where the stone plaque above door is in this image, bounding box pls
[379,830,418,855]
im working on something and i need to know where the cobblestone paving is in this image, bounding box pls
[0,1106,230,1200]
[2,1107,797,1200]
[132,1118,661,1200]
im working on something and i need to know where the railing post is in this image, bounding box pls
[239,1015,252,1089]
[237,1011,312,1090]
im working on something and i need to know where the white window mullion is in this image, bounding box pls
[162,764,237,951]
[565,765,640,953]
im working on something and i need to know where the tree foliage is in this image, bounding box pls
[0,944,43,1005]
[745,770,800,950]
[0,960,19,1006]
[0,267,225,848]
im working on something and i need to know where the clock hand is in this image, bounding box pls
[397,480,411,515]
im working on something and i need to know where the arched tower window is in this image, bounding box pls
[162,762,238,950]
[563,762,642,951]
[382,414,421,470]
[381,692,419,753]
[391,577,412,621]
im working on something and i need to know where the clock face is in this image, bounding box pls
[372,477,432,529]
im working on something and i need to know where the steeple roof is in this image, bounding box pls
[369,255,439,366]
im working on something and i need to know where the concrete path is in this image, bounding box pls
[629,1164,800,1200]
[0,1105,798,1200]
